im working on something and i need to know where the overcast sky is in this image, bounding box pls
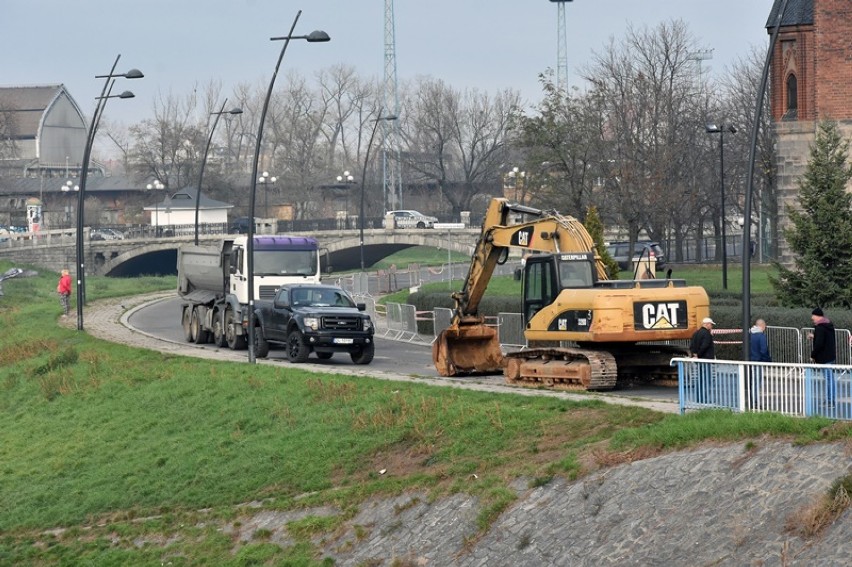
[4,0,775,126]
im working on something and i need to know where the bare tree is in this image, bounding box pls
[127,87,207,189]
[583,20,711,250]
[720,44,777,260]
[0,102,19,160]
[400,78,520,215]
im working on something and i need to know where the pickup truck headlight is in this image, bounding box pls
[304,317,319,331]
[363,318,373,331]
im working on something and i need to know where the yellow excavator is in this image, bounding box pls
[432,198,710,390]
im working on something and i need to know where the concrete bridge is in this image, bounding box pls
[0,227,481,276]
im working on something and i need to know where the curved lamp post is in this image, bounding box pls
[359,113,397,270]
[247,10,330,363]
[706,123,736,291]
[258,171,277,219]
[742,0,789,360]
[76,54,143,331]
[195,100,243,245]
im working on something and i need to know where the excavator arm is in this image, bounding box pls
[434,198,608,376]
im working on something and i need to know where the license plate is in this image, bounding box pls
[333,338,354,344]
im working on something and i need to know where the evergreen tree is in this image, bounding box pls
[771,121,852,307]
[584,205,620,279]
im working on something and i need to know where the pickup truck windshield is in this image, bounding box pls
[291,288,356,308]
[254,250,318,277]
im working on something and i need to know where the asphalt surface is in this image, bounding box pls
[123,293,681,411]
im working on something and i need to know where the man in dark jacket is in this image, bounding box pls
[810,308,836,406]
[748,318,771,408]
[690,317,715,359]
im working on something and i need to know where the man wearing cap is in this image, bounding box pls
[810,307,836,407]
[689,317,716,359]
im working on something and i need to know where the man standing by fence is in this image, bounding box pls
[810,308,836,407]
[690,317,716,359]
[749,318,771,408]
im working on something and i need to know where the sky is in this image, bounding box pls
[4,0,776,126]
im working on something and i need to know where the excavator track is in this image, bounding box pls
[504,348,618,391]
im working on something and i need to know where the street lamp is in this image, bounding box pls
[195,100,242,245]
[258,171,277,220]
[706,123,736,290]
[360,114,397,270]
[247,10,330,363]
[61,181,80,228]
[147,180,165,235]
[75,55,143,331]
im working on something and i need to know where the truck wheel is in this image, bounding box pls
[350,342,375,365]
[191,307,210,344]
[182,307,193,342]
[254,326,270,358]
[212,310,227,348]
[287,329,310,363]
[316,352,333,360]
[225,308,247,350]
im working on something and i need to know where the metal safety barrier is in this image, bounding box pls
[497,312,526,349]
[673,358,851,421]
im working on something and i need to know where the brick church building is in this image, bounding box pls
[769,0,852,262]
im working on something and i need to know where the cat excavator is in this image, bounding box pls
[432,198,710,390]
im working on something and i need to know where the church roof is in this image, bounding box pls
[766,0,813,29]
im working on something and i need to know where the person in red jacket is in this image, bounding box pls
[57,269,72,317]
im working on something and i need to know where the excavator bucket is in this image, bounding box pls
[432,323,505,376]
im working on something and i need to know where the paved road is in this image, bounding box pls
[123,294,680,410]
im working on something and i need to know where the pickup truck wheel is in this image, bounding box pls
[191,307,209,344]
[254,326,270,358]
[225,308,247,350]
[350,342,375,365]
[287,329,310,363]
[212,310,227,348]
[316,352,333,360]
[182,307,193,342]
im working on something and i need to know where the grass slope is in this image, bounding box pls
[0,261,847,565]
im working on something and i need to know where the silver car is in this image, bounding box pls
[383,210,438,229]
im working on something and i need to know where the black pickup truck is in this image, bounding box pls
[253,283,375,364]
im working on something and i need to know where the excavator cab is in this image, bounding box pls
[522,253,596,323]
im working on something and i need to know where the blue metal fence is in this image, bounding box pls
[674,358,851,421]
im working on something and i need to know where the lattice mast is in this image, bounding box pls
[382,0,403,211]
[551,0,573,91]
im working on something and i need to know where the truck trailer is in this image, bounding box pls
[176,235,321,350]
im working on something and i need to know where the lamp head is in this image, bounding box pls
[306,30,331,42]
[117,91,135,99]
[228,107,243,115]
[124,69,144,79]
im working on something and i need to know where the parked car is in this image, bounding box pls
[89,228,125,241]
[382,210,438,229]
[605,241,666,271]
[0,227,8,242]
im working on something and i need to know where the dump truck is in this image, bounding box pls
[433,198,710,390]
[177,235,321,350]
